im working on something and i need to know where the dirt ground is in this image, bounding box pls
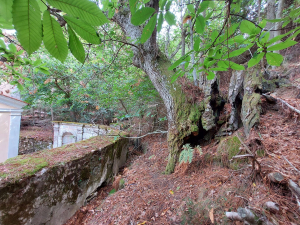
[17,52,300,224]
[64,92,300,225]
[19,125,53,142]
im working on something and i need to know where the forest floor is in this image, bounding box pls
[64,89,300,224]
[19,125,53,142]
[17,55,300,224]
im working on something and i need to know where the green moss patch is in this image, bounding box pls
[0,157,48,179]
[0,130,127,183]
[215,135,245,169]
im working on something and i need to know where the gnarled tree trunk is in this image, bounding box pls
[228,66,262,137]
[113,2,211,173]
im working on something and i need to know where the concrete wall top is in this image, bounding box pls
[0,135,128,225]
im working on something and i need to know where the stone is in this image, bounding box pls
[0,134,128,225]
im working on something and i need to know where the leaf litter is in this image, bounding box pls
[65,93,300,225]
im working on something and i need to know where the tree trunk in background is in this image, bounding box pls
[188,0,197,86]
[165,25,170,59]
[113,2,213,173]
[198,10,206,90]
[51,105,54,121]
[180,5,186,71]
[266,0,276,39]
[274,0,284,54]
[257,0,261,22]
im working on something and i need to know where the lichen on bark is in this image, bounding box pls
[228,65,262,137]
[241,66,262,137]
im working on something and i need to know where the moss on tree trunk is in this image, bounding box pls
[242,66,262,137]
[156,55,205,174]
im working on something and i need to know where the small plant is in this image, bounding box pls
[109,189,116,195]
[179,144,194,164]
[195,145,203,155]
[119,178,125,190]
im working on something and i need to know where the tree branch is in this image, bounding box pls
[116,130,168,139]
[119,99,129,114]
[102,39,139,49]
[263,94,300,114]
[170,41,182,59]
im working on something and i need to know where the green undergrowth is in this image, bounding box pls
[0,131,127,182]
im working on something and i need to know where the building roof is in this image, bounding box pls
[0,94,28,109]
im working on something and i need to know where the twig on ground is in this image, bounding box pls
[264,94,300,114]
[104,130,168,139]
[234,134,262,179]
[282,156,300,175]
[230,154,254,160]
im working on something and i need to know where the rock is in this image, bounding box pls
[268,172,284,183]
[288,180,300,197]
[215,135,242,169]
[237,207,256,224]
[263,201,280,213]
[226,212,243,221]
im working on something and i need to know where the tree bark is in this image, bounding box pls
[180,5,186,71]
[188,1,197,86]
[256,0,262,22]
[266,0,276,40]
[198,10,206,90]
[228,66,262,137]
[274,0,284,54]
[113,4,206,173]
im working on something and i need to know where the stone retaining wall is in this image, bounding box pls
[0,130,128,225]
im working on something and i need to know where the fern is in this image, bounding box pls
[179,144,194,164]
[195,145,203,155]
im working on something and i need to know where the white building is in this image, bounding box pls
[53,122,114,148]
[0,94,27,162]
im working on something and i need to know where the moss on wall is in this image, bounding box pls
[0,134,128,225]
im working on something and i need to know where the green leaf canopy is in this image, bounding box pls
[195,15,205,34]
[129,0,139,14]
[248,52,265,68]
[64,15,100,44]
[43,10,68,63]
[131,7,155,26]
[0,0,13,21]
[157,13,163,33]
[240,20,260,35]
[165,11,176,26]
[68,26,85,63]
[168,53,191,70]
[47,0,109,26]
[141,14,157,43]
[267,40,297,51]
[12,0,42,55]
[266,52,283,66]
